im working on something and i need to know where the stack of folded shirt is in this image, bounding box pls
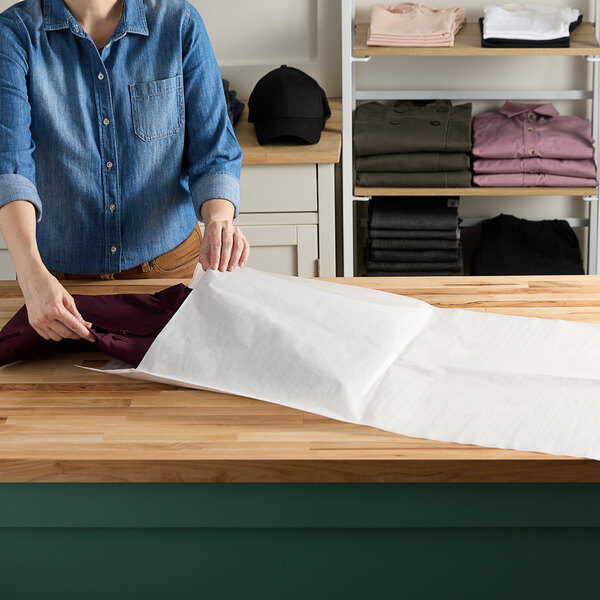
[367,3,466,47]
[354,100,472,187]
[480,4,582,48]
[364,196,463,276]
[472,101,597,187]
[472,214,584,275]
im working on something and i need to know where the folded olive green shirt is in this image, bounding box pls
[356,152,470,172]
[354,100,473,157]
[356,170,472,187]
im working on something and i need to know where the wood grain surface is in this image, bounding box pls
[235,98,341,165]
[1,275,600,482]
[354,186,599,197]
[354,21,600,56]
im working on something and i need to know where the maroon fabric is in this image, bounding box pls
[0,284,192,368]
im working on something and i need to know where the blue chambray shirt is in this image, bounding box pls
[0,0,242,274]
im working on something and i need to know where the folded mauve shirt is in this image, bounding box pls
[473,173,597,187]
[472,157,597,178]
[0,284,192,367]
[472,102,594,160]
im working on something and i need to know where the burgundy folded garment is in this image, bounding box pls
[0,284,192,368]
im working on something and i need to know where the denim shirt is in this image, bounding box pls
[0,0,243,274]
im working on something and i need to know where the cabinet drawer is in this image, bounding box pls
[199,222,318,277]
[240,164,317,213]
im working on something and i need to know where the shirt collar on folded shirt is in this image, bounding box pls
[42,0,149,37]
[499,102,560,119]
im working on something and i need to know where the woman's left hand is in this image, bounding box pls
[199,219,250,271]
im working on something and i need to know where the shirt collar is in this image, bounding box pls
[42,0,149,37]
[499,102,559,119]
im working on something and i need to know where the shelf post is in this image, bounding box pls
[341,0,356,276]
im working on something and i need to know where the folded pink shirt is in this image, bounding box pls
[473,157,597,178]
[473,173,597,187]
[368,3,466,47]
[472,102,595,160]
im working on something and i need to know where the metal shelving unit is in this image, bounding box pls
[341,0,600,276]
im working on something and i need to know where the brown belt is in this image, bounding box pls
[51,223,203,280]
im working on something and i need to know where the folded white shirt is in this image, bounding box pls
[483,4,580,40]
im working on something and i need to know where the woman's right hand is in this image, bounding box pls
[18,265,95,342]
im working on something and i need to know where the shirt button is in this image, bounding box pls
[527,112,534,118]
[528,127,533,131]
[430,120,441,126]
[103,117,110,126]
[97,73,104,80]
[528,149,535,155]
[110,245,117,254]
[74,24,79,32]
[106,161,113,169]
[109,204,116,212]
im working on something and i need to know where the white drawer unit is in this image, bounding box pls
[200,213,320,277]
[240,164,318,213]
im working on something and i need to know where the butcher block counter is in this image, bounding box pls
[1,275,600,600]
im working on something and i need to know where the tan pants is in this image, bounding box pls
[51,223,202,280]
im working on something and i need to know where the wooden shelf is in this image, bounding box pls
[354,22,600,57]
[234,98,342,165]
[355,186,598,197]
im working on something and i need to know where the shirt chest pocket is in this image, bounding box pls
[129,74,184,142]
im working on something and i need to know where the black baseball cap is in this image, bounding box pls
[248,65,331,145]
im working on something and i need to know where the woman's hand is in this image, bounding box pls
[19,265,95,342]
[199,199,250,271]
[199,220,250,271]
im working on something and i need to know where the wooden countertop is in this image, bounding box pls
[235,98,341,165]
[1,275,600,483]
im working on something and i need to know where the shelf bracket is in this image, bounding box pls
[352,195,372,202]
[351,56,372,63]
[583,195,599,201]
[584,56,600,62]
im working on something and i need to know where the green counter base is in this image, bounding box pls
[1,483,599,599]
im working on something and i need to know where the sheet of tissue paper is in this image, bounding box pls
[80,264,600,460]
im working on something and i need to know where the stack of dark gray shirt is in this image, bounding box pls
[354,100,472,187]
[364,196,463,276]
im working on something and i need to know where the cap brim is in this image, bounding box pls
[254,118,325,145]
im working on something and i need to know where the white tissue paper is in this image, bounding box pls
[80,264,600,460]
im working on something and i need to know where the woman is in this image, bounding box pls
[0,0,248,342]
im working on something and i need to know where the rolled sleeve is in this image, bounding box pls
[0,14,41,222]
[182,3,243,221]
[191,171,240,220]
[0,173,42,221]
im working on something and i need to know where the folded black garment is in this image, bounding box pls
[366,248,460,262]
[471,214,584,275]
[368,196,459,230]
[356,152,470,173]
[369,237,460,250]
[366,259,463,272]
[222,79,245,125]
[356,170,472,187]
[479,15,582,48]
[369,227,460,240]
[0,284,192,367]
[365,271,463,276]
